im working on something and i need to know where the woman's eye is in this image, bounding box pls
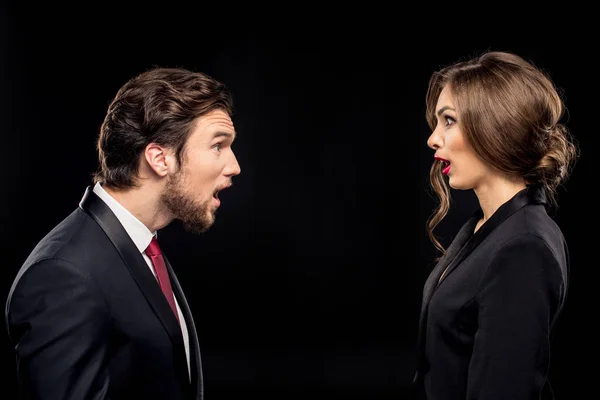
[445,116,456,126]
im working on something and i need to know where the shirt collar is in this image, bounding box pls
[92,182,156,253]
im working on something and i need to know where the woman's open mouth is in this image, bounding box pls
[434,156,451,175]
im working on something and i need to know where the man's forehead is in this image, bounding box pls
[200,110,233,126]
[194,111,235,135]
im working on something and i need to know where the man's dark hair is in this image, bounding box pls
[93,67,234,188]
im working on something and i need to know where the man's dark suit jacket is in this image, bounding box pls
[5,187,203,399]
[413,185,569,399]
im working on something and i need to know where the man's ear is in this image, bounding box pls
[144,143,175,177]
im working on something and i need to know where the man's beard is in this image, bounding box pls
[161,170,215,234]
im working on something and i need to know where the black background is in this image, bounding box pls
[1,6,594,399]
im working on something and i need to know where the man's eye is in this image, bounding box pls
[213,143,221,151]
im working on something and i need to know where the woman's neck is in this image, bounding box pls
[474,175,526,225]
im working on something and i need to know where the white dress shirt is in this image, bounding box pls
[93,182,191,379]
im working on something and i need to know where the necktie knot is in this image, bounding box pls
[145,237,162,257]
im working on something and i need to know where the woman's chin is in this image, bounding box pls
[448,178,469,191]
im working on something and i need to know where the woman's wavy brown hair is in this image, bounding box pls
[425,51,579,256]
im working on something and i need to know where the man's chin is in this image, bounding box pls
[181,222,210,234]
[179,215,214,234]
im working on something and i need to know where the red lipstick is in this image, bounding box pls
[434,156,451,175]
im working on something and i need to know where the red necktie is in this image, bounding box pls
[145,237,180,323]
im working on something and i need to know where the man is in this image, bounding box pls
[5,67,241,399]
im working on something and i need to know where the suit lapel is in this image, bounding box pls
[436,185,546,288]
[78,187,188,377]
[413,214,478,382]
[419,216,478,320]
[164,255,204,400]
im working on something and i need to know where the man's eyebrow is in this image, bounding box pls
[436,106,455,117]
[213,131,236,140]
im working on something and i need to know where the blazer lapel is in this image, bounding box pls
[164,255,204,400]
[436,185,547,288]
[420,216,479,318]
[413,215,478,382]
[78,187,188,374]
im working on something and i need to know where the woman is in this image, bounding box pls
[413,51,578,399]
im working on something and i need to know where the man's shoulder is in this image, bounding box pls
[23,206,107,267]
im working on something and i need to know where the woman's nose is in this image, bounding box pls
[427,129,441,150]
